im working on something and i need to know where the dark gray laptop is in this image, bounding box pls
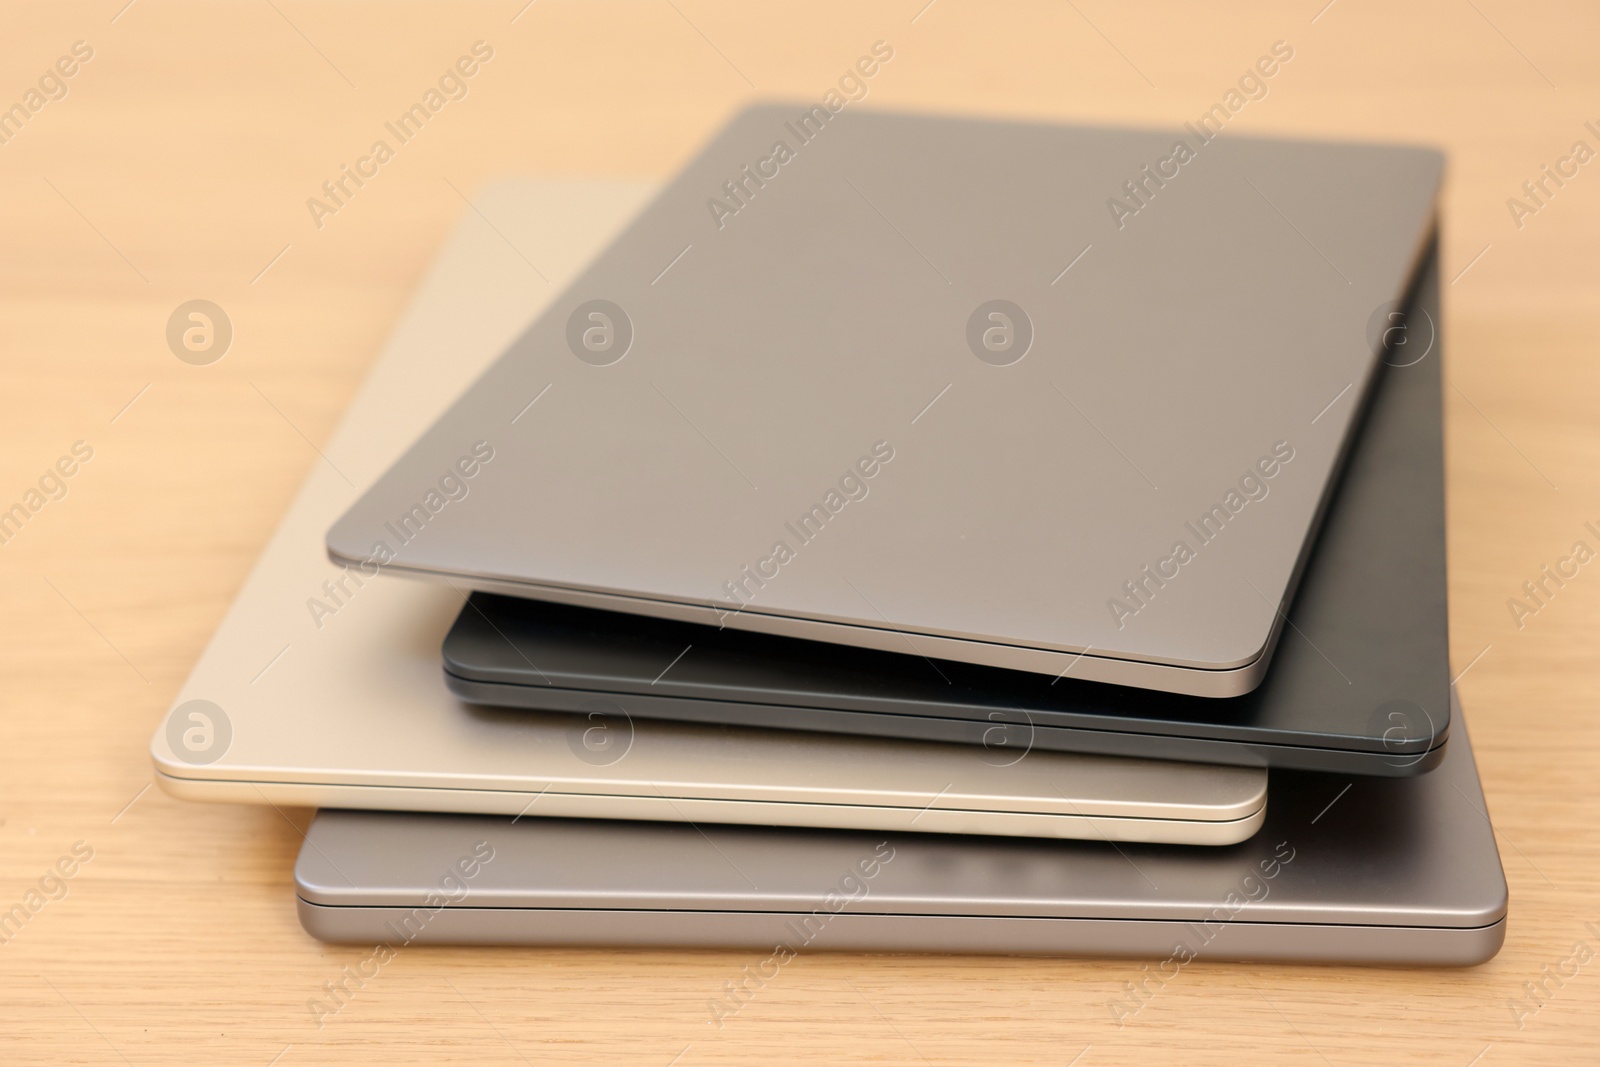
[327,106,1442,696]
[441,244,1450,776]
[295,689,1504,966]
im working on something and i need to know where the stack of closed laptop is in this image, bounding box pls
[153,108,1506,965]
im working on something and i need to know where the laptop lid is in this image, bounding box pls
[327,106,1442,695]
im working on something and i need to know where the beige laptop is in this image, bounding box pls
[149,177,1265,845]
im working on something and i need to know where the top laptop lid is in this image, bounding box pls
[326,106,1442,696]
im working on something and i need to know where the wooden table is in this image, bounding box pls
[3,1,1597,1062]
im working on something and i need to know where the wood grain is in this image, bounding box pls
[2,1,1598,1063]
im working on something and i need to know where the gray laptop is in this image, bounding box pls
[295,689,1505,966]
[327,106,1443,697]
[440,241,1450,776]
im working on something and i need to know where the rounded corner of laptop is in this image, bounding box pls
[1447,909,1508,967]
[324,533,366,569]
[150,762,232,802]
[1459,852,1511,941]
[152,766,235,810]
[1373,708,1453,777]
[1189,642,1274,698]
[1408,737,1452,776]
[439,614,485,675]
[1462,915,1509,967]
[150,716,244,795]
[295,814,353,907]
[1480,884,1511,934]
[1143,607,1284,698]
[324,509,381,569]
[149,742,194,790]
[1237,770,1271,820]
[1413,144,1448,181]
[295,893,359,943]
[441,666,497,706]
[1206,799,1269,847]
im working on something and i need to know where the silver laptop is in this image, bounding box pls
[295,689,1504,967]
[327,106,1442,696]
[148,176,1265,846]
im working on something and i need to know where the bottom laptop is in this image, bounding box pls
[295,689,1506,966]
